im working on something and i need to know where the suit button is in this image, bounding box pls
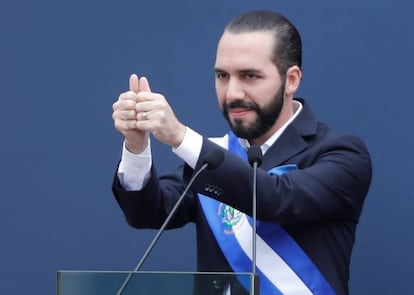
[212,279,223,290]
[203,183,215,193]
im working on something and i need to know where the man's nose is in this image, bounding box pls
[225,78,245,100]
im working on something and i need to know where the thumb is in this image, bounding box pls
[139,76,152,92]
[129,74,139,93]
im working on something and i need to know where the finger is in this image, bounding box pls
[135,100,155,112]
[129,74,139,93]
[135,92,165,106]
[115,109,137,120]
[113,97,137,111]
[114,119,138,131]
[139,76,152,92]
[135,119,152,132]
[113,109,134,121]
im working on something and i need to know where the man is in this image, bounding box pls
[112,10,372,295]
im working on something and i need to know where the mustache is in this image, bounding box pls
[224,100,259,112]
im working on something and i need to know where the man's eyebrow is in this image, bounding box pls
[214,67,227,73]
[214,68,261,74]
[239,69,261,74]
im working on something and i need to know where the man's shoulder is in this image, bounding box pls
[316,122,369,150]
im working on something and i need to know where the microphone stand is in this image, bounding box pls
[252,160,258,276]
[115,149,224,295]
[247,146,263,295]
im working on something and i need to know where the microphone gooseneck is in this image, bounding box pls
[247,145,263,279]
[116,148,225,295]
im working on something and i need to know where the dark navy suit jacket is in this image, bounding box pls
[112,99,372,295]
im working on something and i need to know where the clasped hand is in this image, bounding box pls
[112,74,186,154]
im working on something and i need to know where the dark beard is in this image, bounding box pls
[222,84,285,140]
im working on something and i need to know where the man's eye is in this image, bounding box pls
[245,73,257,79]
[216,72,228,79]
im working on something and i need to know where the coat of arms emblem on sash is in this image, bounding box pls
[217,203,246,234]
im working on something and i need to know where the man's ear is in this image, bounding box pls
[284,65,302,97]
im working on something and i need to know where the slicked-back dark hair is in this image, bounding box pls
[225,10,302,76]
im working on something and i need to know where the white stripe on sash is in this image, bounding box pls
[235,218,313,295]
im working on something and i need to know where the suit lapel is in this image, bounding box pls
[261,99,318,170]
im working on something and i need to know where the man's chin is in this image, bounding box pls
[230,123,253,139]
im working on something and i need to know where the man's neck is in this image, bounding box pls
[248,100,300,146]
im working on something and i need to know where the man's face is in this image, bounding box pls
[214,31,285,141]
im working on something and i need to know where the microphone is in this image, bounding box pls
[116,148,225,295]
[247,145,263,295]
[248,145,263,168]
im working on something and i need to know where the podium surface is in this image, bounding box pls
[57,271,257,295]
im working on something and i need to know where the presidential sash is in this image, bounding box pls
[198,132,335,295]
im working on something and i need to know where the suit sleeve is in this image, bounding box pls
[112,163,198,229]
[191,134,372,224]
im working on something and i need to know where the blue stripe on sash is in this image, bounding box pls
[198,131,336,294]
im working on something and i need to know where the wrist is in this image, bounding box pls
[125,137,149,154]
[171,124,187,149]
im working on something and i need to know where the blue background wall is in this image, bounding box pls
[2,1,413,294]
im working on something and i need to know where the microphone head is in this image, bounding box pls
[203,149,225,169]
[247,145,263,167]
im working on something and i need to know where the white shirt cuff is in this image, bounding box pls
[173,127,203,169]
[117,140,152,191]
